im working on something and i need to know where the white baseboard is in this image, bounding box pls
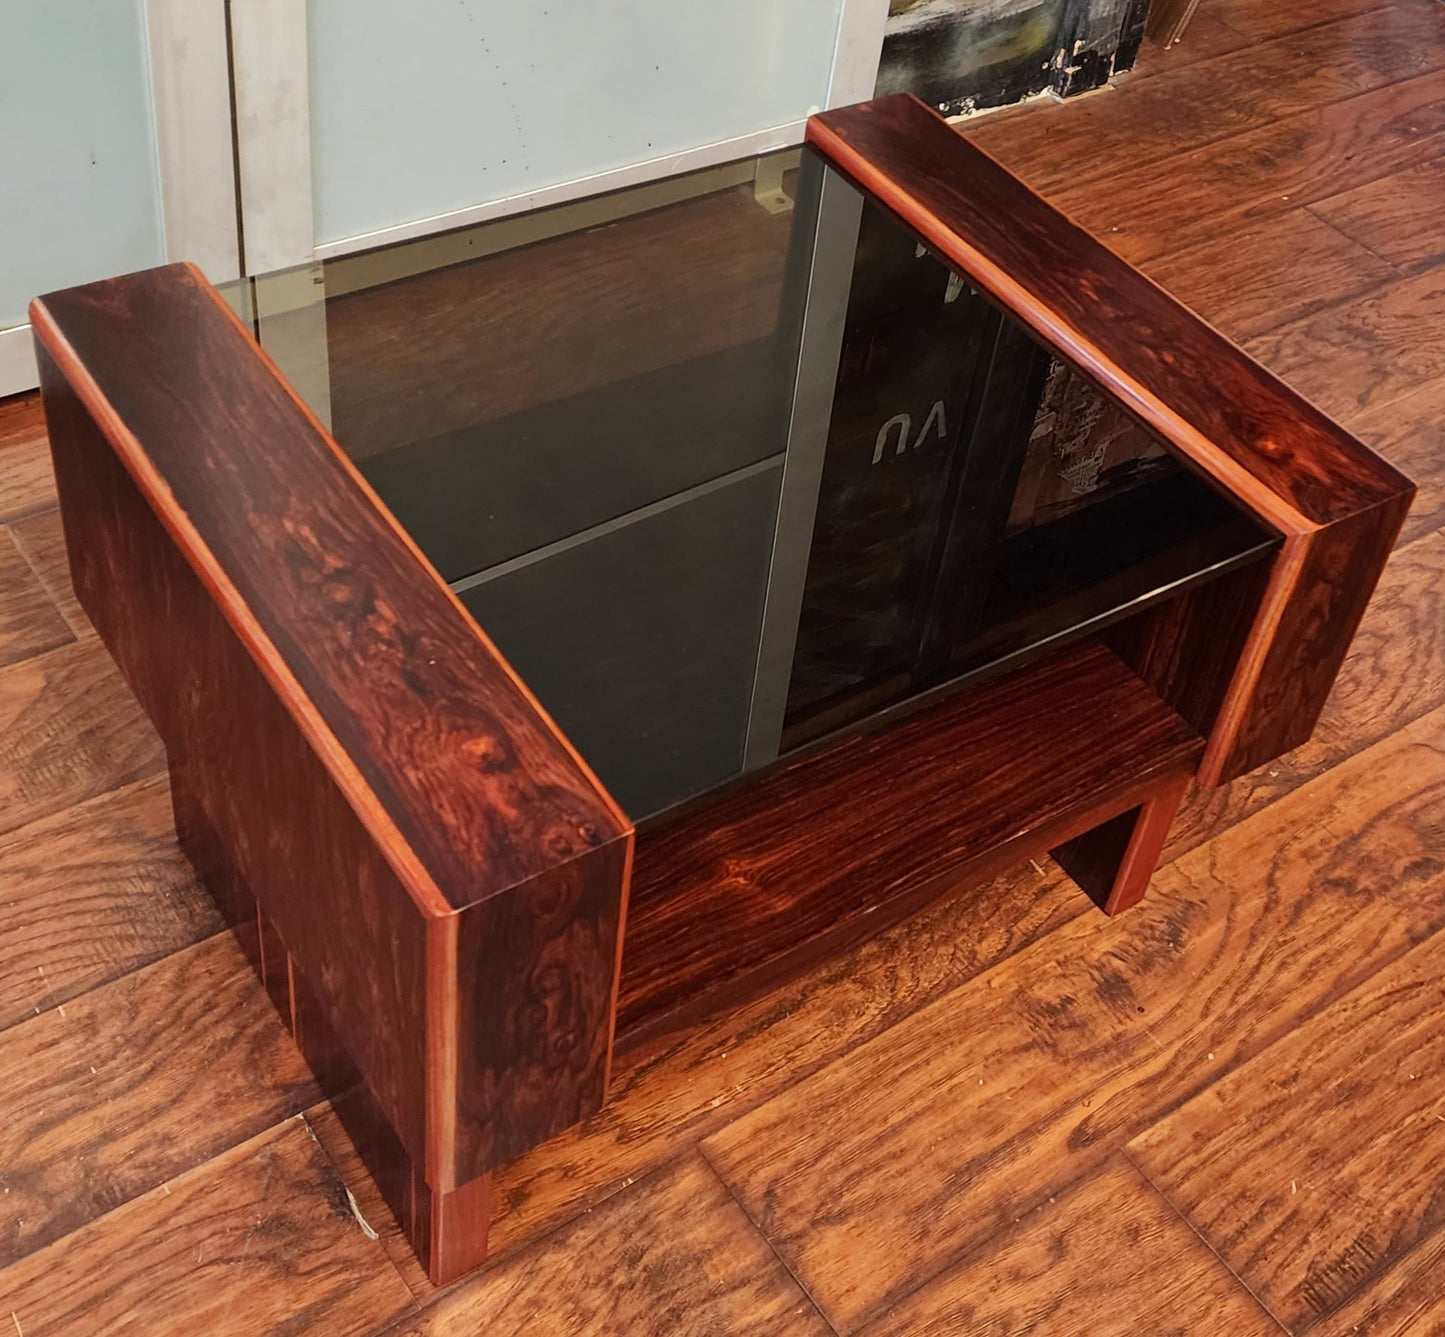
[313,119,811,261]
[0,325,38,398]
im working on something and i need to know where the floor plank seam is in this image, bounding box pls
[1120,1142,1294,1335]
[294,1110,424,1328]
[694,1139,845,1337]
[1300,201,1416,277]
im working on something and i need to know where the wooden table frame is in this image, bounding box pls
[30,96,1412,1284]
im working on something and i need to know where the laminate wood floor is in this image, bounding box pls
[2,1,1443,1329]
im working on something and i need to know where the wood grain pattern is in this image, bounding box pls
[1039,67,1445,271]
[1245,263,1445,421]
[1210,0,1400,42]
[856,1158,1278,1336]
[0,933,318,1265]
[33,261,634,1249]
[1309,155,1445,273]
[0,1117,415,1337]
[808,94,1414,785]
[1051,770,1191,916]
[1222,498,1411,777]
[0,637,166,839]
[1104,557,1274,752]
[486,857,1087,1261]
[1130,920,1445,1330]
[704,703,1445,1332]
[32,268,629,916]
[1139,208,1396,340]
[1310,1229,1445,1336]
[0,525,73,667]
[8,507,93,638]
[304,1099,433,1300]
[0,774,220,1032]
[810,96,1410,528]
[0,391,45,447]
[966,3,1445,198]
[382,1154,832,1337]
[41,351,434,1177]
[1164,526,1445,859]
[1126,12,1251,74]
[453,837,632,1171]
[327,185,790,459]
[1349,377,1445,548]
[621,641,1202,1049]
[170,728,497,1287]
[0,6,1442,1321]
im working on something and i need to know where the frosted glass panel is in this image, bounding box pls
[307,0,846,246]
[0,0,164,329]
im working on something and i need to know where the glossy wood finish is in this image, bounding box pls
[1050,769,1192,916]
[0,1118,415,1336]
[858,1159,1279,1336]
[1130,924,1445,1329]
[620,640,1201,1052]
[704,708,1445,1331]
[1,6,1442,1326]
[30,265,632,1283]
[806,93,1416,784]
[381,1155,833,1337]
[18,41,1420,1301]
[0,932,317,1266]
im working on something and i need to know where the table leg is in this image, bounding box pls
[1050,770,1192,916]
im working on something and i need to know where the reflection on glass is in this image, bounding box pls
[777,189,1274,750]
[254,147,1278,822]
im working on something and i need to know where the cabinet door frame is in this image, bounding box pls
[231,0,889,268]
[1,0,238,396]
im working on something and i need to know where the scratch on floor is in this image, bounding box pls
[344,1185,379,1241]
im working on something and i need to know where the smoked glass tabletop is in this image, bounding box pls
[239,148,1280,821]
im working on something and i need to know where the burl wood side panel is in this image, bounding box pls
[806,96,1415,785]
[621,641,1202,1051]
[37,347,431,1156]
[453,838,632,1173]
[1220,498,1413,776]
[33,266,627,916]
[30,265,633,1200]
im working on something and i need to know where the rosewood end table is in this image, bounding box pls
[29,96,1412,1284]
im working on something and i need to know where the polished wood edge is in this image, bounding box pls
[601,832,637,1101]
[34,266,634,1203]
[1104,771,1192,914]
[1200,530,1311,785]
[804,96,1413,536]
[27,298,457,920]
[806,96,1415,783]
[426,913,460,1188]
[184,266,632,840]
[29,274,631,919]
[1202,490,1415,785]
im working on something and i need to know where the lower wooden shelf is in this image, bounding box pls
[617,638,1203,1056]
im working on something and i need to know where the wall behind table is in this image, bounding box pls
[305,0,852,250]
[0,0,165,392]
[877,0,1151,114]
